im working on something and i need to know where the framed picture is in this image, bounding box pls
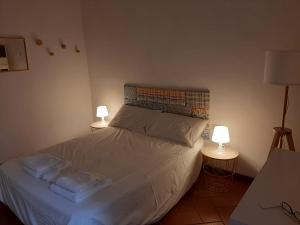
[0,36,29,72]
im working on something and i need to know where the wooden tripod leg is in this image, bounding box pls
[279,135,284,148]
[269,130,282,157]
[286,132,295,151]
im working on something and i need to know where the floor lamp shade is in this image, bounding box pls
[264,50,300,85]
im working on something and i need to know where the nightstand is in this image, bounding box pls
[90,121,108,132]
[201,143,239,192]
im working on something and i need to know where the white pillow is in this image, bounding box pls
[109,105,160,134]
[146,113,208,147]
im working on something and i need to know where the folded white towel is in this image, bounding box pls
[23,166,44,178]
[55,170,106,193]
[41,160,72,183]
[22,153,62,175]
[50,178,112,203]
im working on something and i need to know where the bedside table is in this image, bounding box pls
[201,143,239,192]
[90,121,108,132]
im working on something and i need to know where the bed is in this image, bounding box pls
[0,84,210,225]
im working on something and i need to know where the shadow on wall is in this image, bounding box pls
[237,156,259,177]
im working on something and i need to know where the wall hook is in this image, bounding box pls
[35,38,43,46]
[75,45,80,53]
[59,39,66,49]
[46,48,54,56]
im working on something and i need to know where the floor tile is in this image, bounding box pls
[171,195,195,213]
[192,197,221,223]
[216,206,236,225]
[160,210,203,225]
[198,222,224,225]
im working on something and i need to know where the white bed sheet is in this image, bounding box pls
[0,127,203,225]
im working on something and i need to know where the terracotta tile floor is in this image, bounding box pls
[0,173,252,225]
[154,173,252,225]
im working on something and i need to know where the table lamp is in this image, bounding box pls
[212,126,230,154]
[264,50,300,155]
[96,106,109,125]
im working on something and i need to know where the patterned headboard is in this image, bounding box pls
[124,84,210,139]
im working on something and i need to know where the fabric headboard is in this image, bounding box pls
[124,84,210,139]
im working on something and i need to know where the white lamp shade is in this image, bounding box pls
[212,126,230,144]
[96,106,108,118]
[264,50,300,85]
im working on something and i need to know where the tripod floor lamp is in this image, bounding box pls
[264,50,300,156]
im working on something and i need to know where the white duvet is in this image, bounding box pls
[0,127,203,225]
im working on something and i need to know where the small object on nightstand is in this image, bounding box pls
[201,143,239,192]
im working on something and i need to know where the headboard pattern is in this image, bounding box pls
[124,84,210,139]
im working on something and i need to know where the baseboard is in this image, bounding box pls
[234,173,254,182]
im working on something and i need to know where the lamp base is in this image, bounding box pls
[91,120,108,129]
[269,127,295,157]
[217,143,225,155]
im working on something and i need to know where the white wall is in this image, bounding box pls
[81,0,300,177]
[0,0,93,162]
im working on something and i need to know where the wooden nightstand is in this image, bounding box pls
[90,121,108,132]
[201,143,239,192]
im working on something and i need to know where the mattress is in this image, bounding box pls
[0,127,203,225]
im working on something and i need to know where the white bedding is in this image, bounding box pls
[0,127,203,225]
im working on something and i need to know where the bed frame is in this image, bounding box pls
[124,84,210,139]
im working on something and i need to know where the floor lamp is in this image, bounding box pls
[264,50,300,156]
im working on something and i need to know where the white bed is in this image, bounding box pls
[0,127,203,225]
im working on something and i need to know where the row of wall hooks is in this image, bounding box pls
[34,37,80,56]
